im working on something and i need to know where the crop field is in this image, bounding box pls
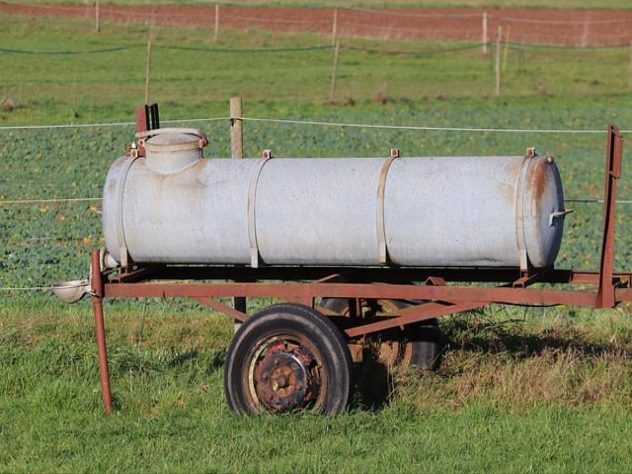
[3,7,632,473]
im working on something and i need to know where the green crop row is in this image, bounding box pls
[3,97,632,292]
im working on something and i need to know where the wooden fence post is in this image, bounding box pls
[144,39,152,104]
[502,26,511,73]
[580,15,589,48]
[482,11,488,53]
[331,7,338,46]
[230,97,246,318]
[329,41,340,101]
[230,97,244,159]
[214,4,220,42]
[628,42,632,92]
[495,26,502,97]
[95,0,100,33]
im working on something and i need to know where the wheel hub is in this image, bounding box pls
[253,341,320,412]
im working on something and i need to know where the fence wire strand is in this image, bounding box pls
[240,116,622,134]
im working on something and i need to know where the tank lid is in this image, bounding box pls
[142,128,208,153]
[136,128,208,174]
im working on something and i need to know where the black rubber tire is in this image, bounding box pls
[406,322,443,371]
[321,297,443,371]
[224,303,352,415]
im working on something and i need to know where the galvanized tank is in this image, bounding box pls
[102,129,567,270]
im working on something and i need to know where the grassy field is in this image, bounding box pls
[2,10,632,473]
[2,15,632,125]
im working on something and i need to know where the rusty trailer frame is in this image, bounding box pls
[90,116,628,414]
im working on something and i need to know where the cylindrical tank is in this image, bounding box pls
[102,129,567,269]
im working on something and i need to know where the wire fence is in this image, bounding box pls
[1,37,630,117]
[4,3,632,48]
[0,113,629,207]
[1,114,630,134]
[7,40,630,58]
[1,110,629,294]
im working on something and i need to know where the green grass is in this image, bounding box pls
[2,15,632,125]
[3,11,632,472]
[3,301,632,471]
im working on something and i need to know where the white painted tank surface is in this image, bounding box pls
[102,129,567,269]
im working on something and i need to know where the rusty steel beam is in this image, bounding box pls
[192,297,247,322]
[345,301,484,338]
[104,280,600,307]
[616,288,632,301]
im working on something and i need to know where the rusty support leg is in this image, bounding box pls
[91,249,112,414]
[597,125,623,308]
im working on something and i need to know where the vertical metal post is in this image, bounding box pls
[214,3,220,42]
[91,249,112,414]
[149,103,160,130]
[95,0,100,33]
[329,40,340,102]
[495,26,502,97]
[135,105,149,157]
[230,97,246,317]
[331,7,338,46]
[597,125,623,308]
[135,105,149,133]
[482,12,488,53]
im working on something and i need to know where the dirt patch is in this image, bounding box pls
[2,2,632,47]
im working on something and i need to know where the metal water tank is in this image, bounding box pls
[102,129,567,270]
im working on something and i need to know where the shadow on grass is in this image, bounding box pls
[441,313,632,359]
[350,351,393,412]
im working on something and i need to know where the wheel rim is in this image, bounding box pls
[247,336,323,413]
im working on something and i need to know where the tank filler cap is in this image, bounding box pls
[137,128,208,174]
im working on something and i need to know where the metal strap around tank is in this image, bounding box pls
[376,150,400,265]
[247,151,273,268]
[115,156,139,268]
[514,154,534,272]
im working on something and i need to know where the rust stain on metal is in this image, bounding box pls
[529,157,549,203]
